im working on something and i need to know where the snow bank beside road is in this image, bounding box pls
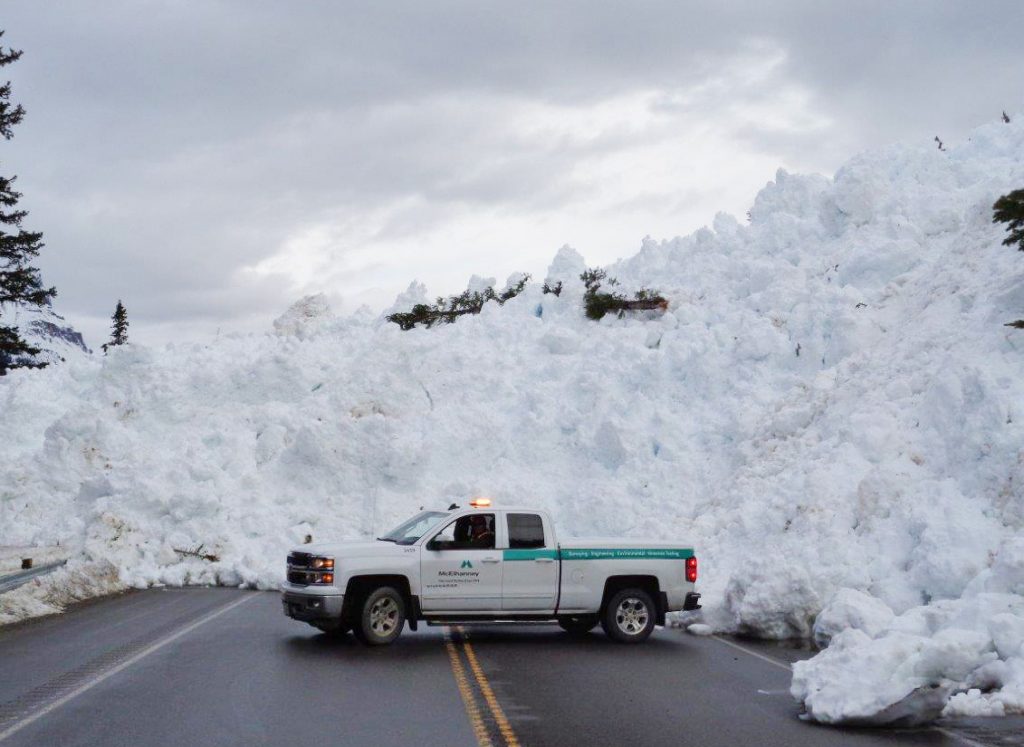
[2,116,1024,722]
[792,538,1024,724]
[0,560,125,626]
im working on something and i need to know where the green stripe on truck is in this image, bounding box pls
[502,548,694,561]
[502,549,559,561]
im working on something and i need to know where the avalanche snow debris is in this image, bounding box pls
[812,587,896,648]
[2,116,1024,723]
[272,294,334,339]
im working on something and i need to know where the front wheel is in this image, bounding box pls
[352,586,406,646]
[558,615,599,635]
[601,588,656,643]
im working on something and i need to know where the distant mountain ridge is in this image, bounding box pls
[1,302,91,366]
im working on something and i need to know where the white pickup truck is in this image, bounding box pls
[280,499,700,645]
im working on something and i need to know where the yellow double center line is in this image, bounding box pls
[444,626,520,747]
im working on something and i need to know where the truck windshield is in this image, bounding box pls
[378,511,449,545]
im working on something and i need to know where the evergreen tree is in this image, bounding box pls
[580,267,667,321]
[0,31,55,375]
[387,275,530,330]
[996,189,1024,329]
[993,189,1024,251]
[102,300,128,352]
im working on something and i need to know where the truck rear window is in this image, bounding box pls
[508,513,545,549]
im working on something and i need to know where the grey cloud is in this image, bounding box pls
[1,0,1022,346]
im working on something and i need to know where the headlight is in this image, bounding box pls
[311,557,334,569]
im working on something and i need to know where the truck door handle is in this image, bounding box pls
[535,558,554,563]
[482,557,500,564]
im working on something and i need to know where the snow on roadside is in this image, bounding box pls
[2,116,1023,721]
[0,545,67,574]
[0,560,126,626]
[792,538,1024,724]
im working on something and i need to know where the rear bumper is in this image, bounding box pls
[281,587,344,622]
[683,592,702,611]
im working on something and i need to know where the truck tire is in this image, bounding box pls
[601,588,656,643]
[352,586,406,646]
[558,615,599,635]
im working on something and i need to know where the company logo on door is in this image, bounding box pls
[426,560,482,590]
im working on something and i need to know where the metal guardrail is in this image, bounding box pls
[0,560,68,595]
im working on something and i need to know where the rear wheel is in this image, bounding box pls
[601,588,656,643]
[352,586,406,646]
[558,615,599,635]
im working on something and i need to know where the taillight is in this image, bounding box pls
[686,556,697,583]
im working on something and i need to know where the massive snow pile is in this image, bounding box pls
[2,117,1023,721]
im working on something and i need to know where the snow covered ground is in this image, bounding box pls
[2,116,1023,723]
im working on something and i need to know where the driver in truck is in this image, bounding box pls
[451,513,495,548]
[468,514,494,547]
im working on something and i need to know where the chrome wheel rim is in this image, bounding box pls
[615,597,649,636]
[369,597,399,636]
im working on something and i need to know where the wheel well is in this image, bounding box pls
[601,575,664,623]
[342,574,413,623]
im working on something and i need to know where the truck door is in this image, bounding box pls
[420,513,503,612]
[501,512,558,612]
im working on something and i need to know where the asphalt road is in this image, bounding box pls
[0,589,1021,747]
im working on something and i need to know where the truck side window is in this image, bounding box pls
[508,513,545,549]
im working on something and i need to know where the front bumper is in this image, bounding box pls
[683,592,702,611]
[281,588,344,622]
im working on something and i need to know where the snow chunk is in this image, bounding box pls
[545,245,586,291]
[467,275,497,294]
[272,294,334,338]
[795,571,1024,724]
[813,588,895,648]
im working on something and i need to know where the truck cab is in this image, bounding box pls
[281,500,700,645]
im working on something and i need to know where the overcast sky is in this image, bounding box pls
[3,1,1023,347]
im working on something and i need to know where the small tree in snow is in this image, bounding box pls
[580,267,668,321]
[995,189,1024,329]
[102,300,128,352]
[387,275,530,330]
[994,189,1024,251]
